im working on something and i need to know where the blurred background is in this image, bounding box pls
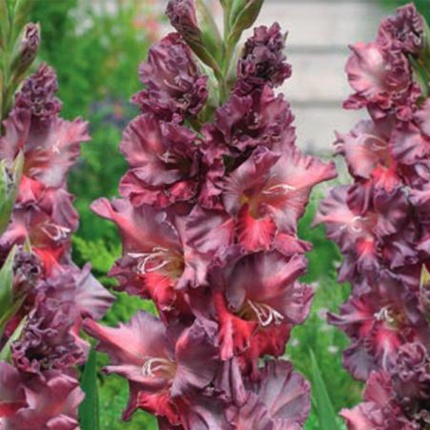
[28,1,429,429]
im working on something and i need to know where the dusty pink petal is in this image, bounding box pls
[0,362,27,417]
[377,4,424,55]
[178,396,232,430]
[120,170,198,208]
[24,117,89,187]
[250,360,311,427]
[341,402,387,430]
[223,146,280,216]
[185,206,235,254]
[84,311,175,387]
[342,341,377,381]
[91,198,179,253]
[120,114,198,186]
[171,320,219,397]
[266,149,337,232]
[226,392,273,430]
[345,41,411,108]
[335,118,401,191]
[4,371,84,430]
[227,252,312,325]
[133,32,208,120]
[0,105,31,163]
[390,121,430,165]
[236,205,277,252]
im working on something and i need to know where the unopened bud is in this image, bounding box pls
[10,23,40,84]
[166,0,222,77]
[228,0,264,47]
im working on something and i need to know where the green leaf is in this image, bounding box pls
[0,245,17,336]
[310,349,341,430]
[0,314,26,362]
[79,346,100,430]
[0,152,23,235]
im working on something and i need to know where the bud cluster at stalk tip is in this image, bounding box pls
[315,4,430,429]
[86,0,337,429]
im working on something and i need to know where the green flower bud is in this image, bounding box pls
[228,0,264,47]
[10,22,40,85]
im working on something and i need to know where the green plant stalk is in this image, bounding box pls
[0,0,35,125]
[218,0,233,104]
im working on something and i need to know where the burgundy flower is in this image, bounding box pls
[84,312,221,424]
[328,272,430,380]
[0,65,89,188]
[0,362,27,419]
[210,251,313,369]
[91,198,212,319]
[207,86,296,159]
[223,146,336,252]
[11,297,84,375]
[343,41,417,120]
[236,23,292,95]
[132,33,208,121]
[88,2,334,427]
[318,4,430,427]
[0,369,84,430]
[334,117,401,191]
[377,4,424,55]
[341,372,419,430]
[226,360,311,430]
[119,114,200,207]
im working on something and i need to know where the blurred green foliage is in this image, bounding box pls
[28,1,362,429]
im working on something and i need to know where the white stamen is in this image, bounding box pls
[340,216,364,234]
[128,247,171,274]
[247,300,284,327]
[141,357,173,378]
[262,184,297,196]
[374,306,395,325]
[41,223,71,241]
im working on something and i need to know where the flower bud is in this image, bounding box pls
[10,23,40,84]
[0,153,23,236]
[228,0,264,47]
[166,0,222,76]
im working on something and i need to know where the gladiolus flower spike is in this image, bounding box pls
[87,1,336,429]
[315,4,430,429]
[0,8,114,427]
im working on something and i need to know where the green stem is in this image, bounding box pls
[218,1,233,104]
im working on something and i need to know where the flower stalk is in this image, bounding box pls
[87,0,336,428]
[315,4,430,429]
[0,2,114,428]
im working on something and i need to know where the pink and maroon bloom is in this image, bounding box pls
[88,2,336,427]
[0,63,113,426]
[119,113,201,207]
[317,4,430,428]
[377,4,425,55]
[223,146,336,253]
[0,363,84,430]
[132,33,208,121]
[236,23,292,96]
